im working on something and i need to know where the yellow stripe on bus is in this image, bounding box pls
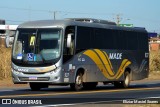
[94,49,114,76]
[83,49,131,80]
[116,61,131,79]
[83,50,111,79]
[113,59,128,79]
[103,51,113,71]
[35,65,56,72]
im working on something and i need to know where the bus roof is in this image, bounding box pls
[18,19,147,33]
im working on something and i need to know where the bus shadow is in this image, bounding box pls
[16,82,160,92]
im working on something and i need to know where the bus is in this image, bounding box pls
[11,18,149,91]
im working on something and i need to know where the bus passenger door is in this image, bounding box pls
[63,26,76,82]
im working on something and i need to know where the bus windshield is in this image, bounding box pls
[12,28,62,65]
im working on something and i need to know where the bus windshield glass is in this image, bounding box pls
[12,28,62,65]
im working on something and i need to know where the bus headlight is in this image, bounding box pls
[50,67,61,74]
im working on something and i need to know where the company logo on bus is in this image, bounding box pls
[17,68,29,72]
[83,49,131,80]
[109,53,122,59]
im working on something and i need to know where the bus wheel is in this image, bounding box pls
[70,73,83,91]
[114,72,130,88]
[29,83,41,91]
[122,72,130,88]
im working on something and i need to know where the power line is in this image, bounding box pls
[0,6,113,15]
[0,6,51,13]
[0,6,113,21]
[1,6,160,24]
[1,6,160,33]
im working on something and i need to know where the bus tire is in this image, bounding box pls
[29,83,41,91]
[114,72,130,88]
[122,72,130,88]
[70,73,83,91]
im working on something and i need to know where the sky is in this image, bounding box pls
[0,0,160,33]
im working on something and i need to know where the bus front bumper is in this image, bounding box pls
[12,68,63,84]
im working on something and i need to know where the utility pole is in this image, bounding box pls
[54,11,57,20]
[116,14,120,25]
[113,14,122,25]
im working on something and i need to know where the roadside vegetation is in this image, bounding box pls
[0,47,11,80]
[149,51,160,71]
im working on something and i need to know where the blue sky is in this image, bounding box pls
[0,0,160,33]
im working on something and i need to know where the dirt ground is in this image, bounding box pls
[0,71,160,89]
[0,78,28,89]
[147,71,160,80]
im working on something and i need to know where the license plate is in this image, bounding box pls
[29,77,37,80]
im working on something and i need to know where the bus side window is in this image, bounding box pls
[138,33,148,50]
[66,33,75,55]
[63,26,75,63]
[64,27,75,55]
[127,31,138,50]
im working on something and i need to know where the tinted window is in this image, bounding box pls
[76,27,146,51]
[114,30,127,50]
[94,28,104,48]
[138,32,148,50]
[127,31,138,50]
[93,29,115,49]
[76,26,92,49]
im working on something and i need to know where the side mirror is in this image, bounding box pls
[5,36,10,48]
[67,33,73,48]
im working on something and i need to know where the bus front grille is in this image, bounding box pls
[22,72,46,74]
[19,77,50,81]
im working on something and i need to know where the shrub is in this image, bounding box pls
[149,51,160,72]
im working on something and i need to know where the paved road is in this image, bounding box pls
[0,80,160,106]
